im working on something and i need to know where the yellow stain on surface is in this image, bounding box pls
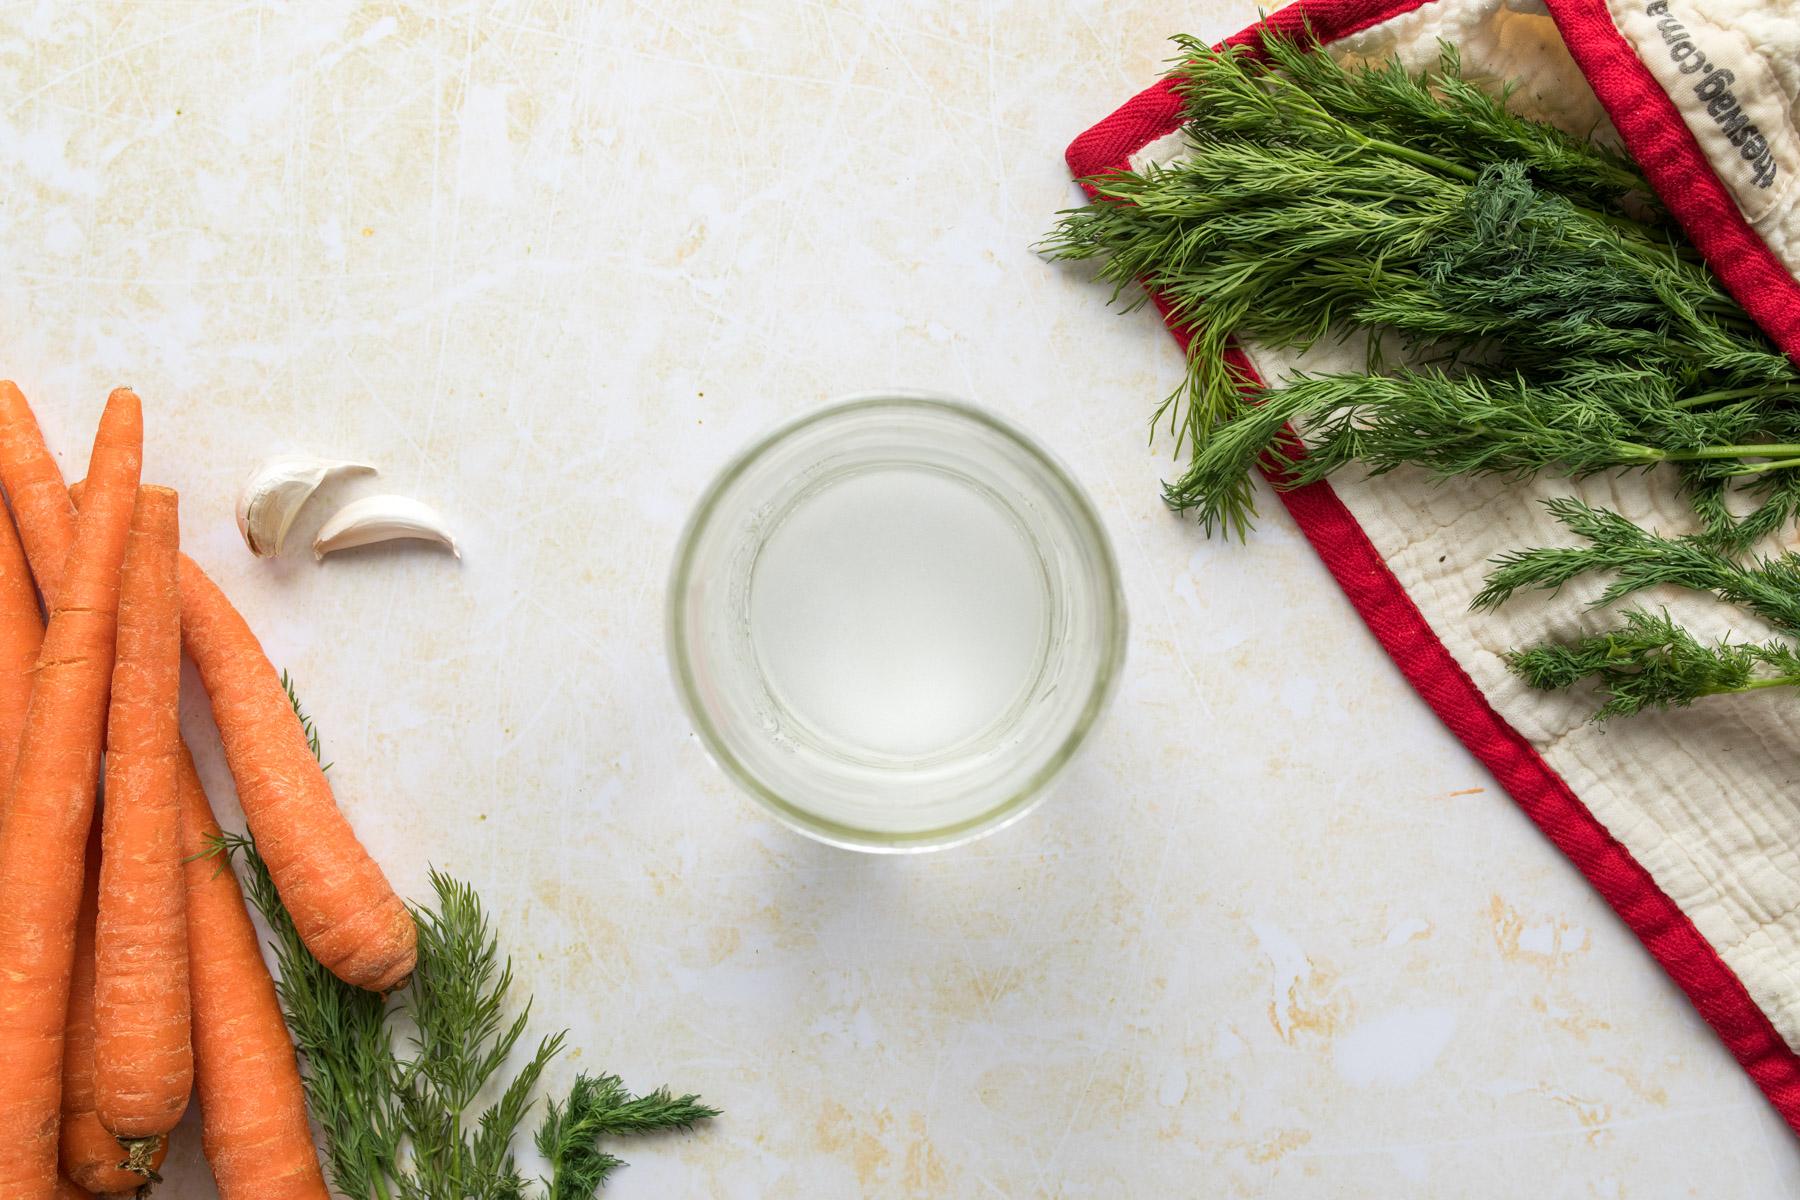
[814,1099,893,1188]
[1543,1087,1614,1146]
[1267,960,1350,1045]
[1246,1128,1312,1165]
[1489,895,1589,970]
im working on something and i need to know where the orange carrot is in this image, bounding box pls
[0,383,76,846]
[179,556,415,992]
[0,502,42,783]
[0,387,142,1199]
[93,486,190,1170]
[54,1174,93,1200]
[178,745,330,1199]
[65,485,319,1193]
[0,380,78,604]
[0,501,45,851]
[61,820,167,1194]
[11,455,138,1193]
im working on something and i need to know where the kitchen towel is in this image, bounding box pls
[1068,0,1800,1133]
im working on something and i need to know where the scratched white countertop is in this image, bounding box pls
[4,3,1796,1197]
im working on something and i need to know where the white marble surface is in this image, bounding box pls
[3,2,1797,1196]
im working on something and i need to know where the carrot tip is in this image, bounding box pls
[115,1135,165,1183]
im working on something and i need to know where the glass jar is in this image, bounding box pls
[668,393,1126,851]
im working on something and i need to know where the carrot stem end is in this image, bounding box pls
[115,1134,166,1182]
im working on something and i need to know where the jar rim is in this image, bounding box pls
[666,391,1128,852]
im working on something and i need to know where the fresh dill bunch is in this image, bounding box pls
[1039,34,1797,537]
[1045,29,1800,719]
[1473,498,1800,715]
[1507,607,1800,718]
[215,683,717,1198]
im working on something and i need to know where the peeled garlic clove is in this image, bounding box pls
[313,495,461,561]
[237,456,377,557]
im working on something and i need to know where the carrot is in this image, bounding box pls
[65,485,322,1193]
[0,382,77,844]
[54,1174,93,1200]
[179,556,415,992]
[0,502,45,848]
[61,820,167,1195]
[0,502,43,781]
[178,744,330,1199]
[0,383,76,847]
[0,387,143,1200]
[0,380,78,604]
[93,486,189,1170]
[11,457,143,1193]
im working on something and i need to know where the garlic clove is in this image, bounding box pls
[313,495,461,561]
[237,456,377,557]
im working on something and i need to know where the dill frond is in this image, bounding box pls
[1507,608,1800,718]
[1474,496,1800,631]
[537,1074,720,1199]
[1170,364,1800,517]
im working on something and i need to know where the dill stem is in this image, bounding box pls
[1663,385,1800,413]
[1671,384,1800,409]
[359,1107,392,1200]
[1658,443,1800,463]
[1724,456,1800,476]
[332,1079,392,1200]
[1358,135,1478,182]
[1700,674,1800,697]
[1700,299,1758,325]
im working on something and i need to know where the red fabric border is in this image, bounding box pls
[1545,0,1800,364]
[1066,1,1800,1136]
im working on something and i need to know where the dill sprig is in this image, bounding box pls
[1039,34,1796,536]
[1506,608,1800,719]
[1472,498,1800,715]
[1176,364,1800,534]
[215,685,717,1197]
[1474,497,1800,625]
[537,1075,718,1199]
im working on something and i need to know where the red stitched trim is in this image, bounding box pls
[1544,0,1800,365]
[1066,0,1800,1136]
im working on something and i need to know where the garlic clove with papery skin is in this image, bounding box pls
[237,456,377,557]
[312,495,461,561]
